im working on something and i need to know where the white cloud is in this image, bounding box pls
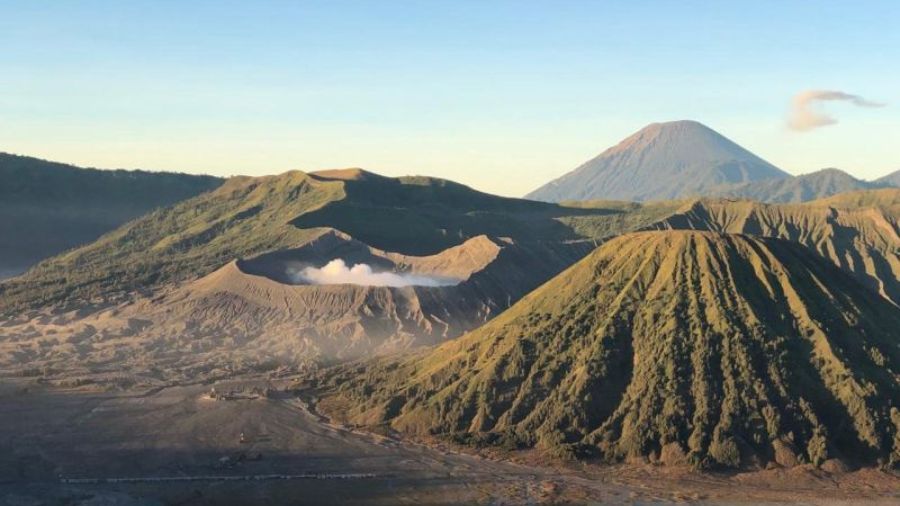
[788,90,885,132]
[289,259,458,287]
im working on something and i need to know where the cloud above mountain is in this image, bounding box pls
[788,90,884,132]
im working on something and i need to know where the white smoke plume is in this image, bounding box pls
[788,89,885,132]
[289,259,458,287]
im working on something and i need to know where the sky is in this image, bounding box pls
[1,1,898,197]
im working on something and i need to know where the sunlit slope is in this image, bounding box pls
[646,192,900,305]
[322,231,900,468]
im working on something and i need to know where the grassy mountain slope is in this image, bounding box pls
[0,169,676,314]
[0,152,222,278]
[646,192,900,306]
[320,231,900,468]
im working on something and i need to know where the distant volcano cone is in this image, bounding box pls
[322,231,900,469]
[526,120,788,202]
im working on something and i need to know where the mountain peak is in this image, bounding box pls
[527,122,788,202]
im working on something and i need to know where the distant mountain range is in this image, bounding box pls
[527,121,898,203]
[0,153,223,279]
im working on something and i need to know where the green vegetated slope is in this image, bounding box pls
[320,231,900,468]
[646,190,900,306]
[0,153,223,277]
[0,168,673,314]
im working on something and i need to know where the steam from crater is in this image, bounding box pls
[290,259,459,287]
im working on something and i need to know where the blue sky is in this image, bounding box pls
[1,1,897,196]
